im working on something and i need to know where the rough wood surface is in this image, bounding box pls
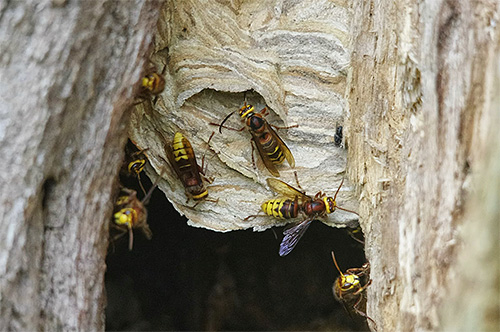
[2,0,498,330]
[347,0,499,330]
[0,1,162,330]
[440,20,500,331]
[130,0,360,233]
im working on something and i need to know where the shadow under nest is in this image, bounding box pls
[105,172,369,331]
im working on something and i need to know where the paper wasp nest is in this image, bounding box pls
[129,0,358,232]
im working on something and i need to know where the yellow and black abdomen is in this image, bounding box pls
[258,132,286,164]
[247,114,286,165]
[237,104,295,177]
[168,133,208,200]
[172,132,195,167]
[261,198,298,219]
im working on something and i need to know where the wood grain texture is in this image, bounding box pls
[440,6,500,329]
[130,0,360,233]
[0,0,162,330]
[347,0,499,330]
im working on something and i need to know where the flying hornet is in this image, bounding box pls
[165,132,214,204]
[331,251,376,329]
[112,186,155,251]
[257,177,358,256]
[212,102,296,177]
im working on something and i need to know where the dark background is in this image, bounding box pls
[105,165,369,331]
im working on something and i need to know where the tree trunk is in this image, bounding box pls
[2,0,499,331]
[348,0,500,330]
[0,1,162,330]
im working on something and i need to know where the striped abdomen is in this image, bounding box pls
[172,132,194,166]
[171,133,208,200]
[245,113,285,165]
[261,198,299,219]
[257,131,286,164]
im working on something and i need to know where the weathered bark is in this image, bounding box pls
[2,0,499,330]
[348,0,500,330]
[0,1,162,330]
[440,19,500,331]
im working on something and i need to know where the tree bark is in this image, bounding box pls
[348,0,500,330]
[0,1,162,330]
[2,0,499,330]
